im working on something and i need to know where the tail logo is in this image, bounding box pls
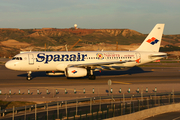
[146,37,159,45]
[72,70,77,74]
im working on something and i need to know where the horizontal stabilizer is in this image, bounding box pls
[149,53,167,58]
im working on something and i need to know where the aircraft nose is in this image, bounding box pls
[5,61,12,69]
[5,60,16,70]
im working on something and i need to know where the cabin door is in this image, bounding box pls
[28,54,34,65]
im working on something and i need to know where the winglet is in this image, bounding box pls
[135,24,165,52]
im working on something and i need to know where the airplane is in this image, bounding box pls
[5,24,167,80]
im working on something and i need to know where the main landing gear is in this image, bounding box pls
[27,71,32,81]
[88,75,96,80]
[88,69,96,80]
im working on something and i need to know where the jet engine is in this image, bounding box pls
[65,67,87,77]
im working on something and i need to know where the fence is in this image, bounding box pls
[0,91,180,120]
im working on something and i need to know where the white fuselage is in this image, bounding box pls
[5,51,166,72]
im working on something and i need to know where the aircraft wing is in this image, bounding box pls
[69,60,135,68]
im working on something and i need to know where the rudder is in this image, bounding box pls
[135,24,165,52]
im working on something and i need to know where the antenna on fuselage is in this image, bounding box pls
[45,43,46,51]
[116,41,118,51]
[65,44,68,51]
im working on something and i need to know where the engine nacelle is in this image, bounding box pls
[65,67,87,77]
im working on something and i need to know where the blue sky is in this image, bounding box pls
[0,0,180,34]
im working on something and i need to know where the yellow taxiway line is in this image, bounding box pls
[112,81,132,85]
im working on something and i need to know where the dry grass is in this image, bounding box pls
[0,100,35,109]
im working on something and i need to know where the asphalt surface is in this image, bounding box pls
[0,62,180,120]
[0,63,180,102]
[144,111,180,120]
[0,64,180,87]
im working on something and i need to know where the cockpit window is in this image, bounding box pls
[12,57,23,60]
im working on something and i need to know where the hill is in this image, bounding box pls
[0,28,180,57]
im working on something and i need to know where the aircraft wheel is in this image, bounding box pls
[88,75,96,80]
[26,76,32,81]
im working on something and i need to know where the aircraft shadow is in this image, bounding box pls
[17,66,152,79]
[17,71,65,79]
[94,66,152,76]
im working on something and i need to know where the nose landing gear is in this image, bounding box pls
[27,71,32,81]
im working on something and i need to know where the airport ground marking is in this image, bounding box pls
[173,116,180,120]
[112,81,132,85]
[99,74,129,78]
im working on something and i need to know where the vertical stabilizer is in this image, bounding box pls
[135,24,165,52]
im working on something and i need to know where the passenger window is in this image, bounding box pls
[20,57,22,60]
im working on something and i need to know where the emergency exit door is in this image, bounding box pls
[135,52,141,63]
